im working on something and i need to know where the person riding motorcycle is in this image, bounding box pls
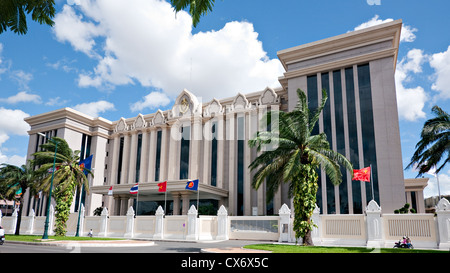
[0,225,5,245]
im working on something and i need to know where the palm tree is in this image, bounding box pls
[0,161,38,235]
[407,105,450,176]
[0,0,55,35]
[169,0,216,27]
[249,89,353,246]
[33,137,91,236]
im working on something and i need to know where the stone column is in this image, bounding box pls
[181,192,191,215]
[167,122,179,180]
[226,111,236,215]
[159,127,169,181]
[120,133,131,184]
[109,134,120,186]
[139,129,149,183]
[128,132,138,183]
[147,129,157,182]
[172,193,180,215]
[189,116,202,180]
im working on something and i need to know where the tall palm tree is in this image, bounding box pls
[0,161,38,235]
[33,137,91,236]
[0,0,55,35]
[407,105,450,176]
[169,0,216,27]
[249,89,353,246]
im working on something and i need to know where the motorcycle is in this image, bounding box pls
[0,235,4,245]
[393,240,413,249]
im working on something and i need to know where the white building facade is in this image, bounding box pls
[23,20,420,217]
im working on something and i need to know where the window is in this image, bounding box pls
[211,122,218,186]
[135,133,142,182]
[237,116,244,216]
[180,126,190,179]
[155,130,162,181]
[357,63,379,204]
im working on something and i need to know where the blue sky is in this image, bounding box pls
[0,0,449,198]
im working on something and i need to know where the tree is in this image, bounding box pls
[169,0,216,27]
[249,89,353,246]
[0,0,55,35]
[33,137,91,236]
[0,161,38,235]
[406,105,450,176]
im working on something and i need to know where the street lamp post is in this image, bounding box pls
[38,132,58,240]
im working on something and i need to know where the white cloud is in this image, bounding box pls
[52,0,283,101]
[395,49,428,121]
[0,91,42,104]
[130,91,171,112]
[429,45,450,99]
[353,15,418,42]
[0,107,30,166]
[72,100,116,117]
[423,171,450,198]
[0,107,30,136]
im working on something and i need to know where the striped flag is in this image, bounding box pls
[108,186,113,196]
[130,183,139,194]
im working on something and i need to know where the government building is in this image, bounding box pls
[22,19,426,217]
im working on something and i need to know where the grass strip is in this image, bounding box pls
[243,244,446,253]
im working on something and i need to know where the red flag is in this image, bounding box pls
[158,181,167,192]
[352,167,371,182]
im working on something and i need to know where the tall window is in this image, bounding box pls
[307,74,321,212]
[237,116,244,216]
[117,136,124,184]
[180,126,190,179]
[345,67,362,214]
[155,130,162,181]
[322,72,335,214]
[135,133,142,182]
[334,70,349,214]
[357,63,379,204]
[211,122,218,187]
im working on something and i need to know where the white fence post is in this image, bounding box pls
[186,205,198,241]
[125,206,135,238]
[278,203,291,242]
[9,208,18,234]
[98,207,108,237]
[436,198,450,250]
[153,206,164,239]
[25,209,35,235]
[216,205,228,240]
[366,200,383,248]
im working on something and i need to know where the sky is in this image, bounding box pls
[0,0,449,198]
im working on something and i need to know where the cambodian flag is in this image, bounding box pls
[130,183,139,194]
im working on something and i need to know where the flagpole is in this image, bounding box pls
[136,183,139,217]
[370,164,374,201]
[164,190,167,214]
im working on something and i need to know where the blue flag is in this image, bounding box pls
[185,179,199,191]
[79,154,93,176]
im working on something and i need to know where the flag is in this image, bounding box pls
[185,179,199,191]
[158,181,167,193]
[108,186,113,196]
[130,183,139,194]
[79,154,93,176]
[352,167,371,182]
